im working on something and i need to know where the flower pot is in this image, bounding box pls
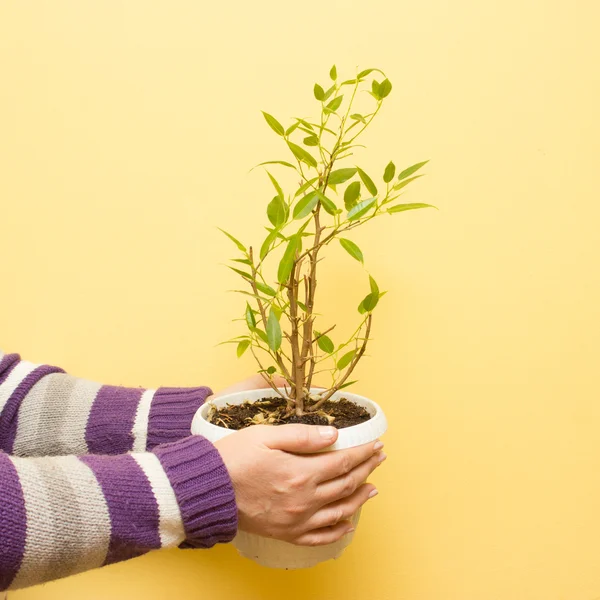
[191,387,388,569]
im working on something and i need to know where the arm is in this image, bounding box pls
[0,350,212,456]
[0,436,237,591]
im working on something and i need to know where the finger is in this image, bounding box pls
[316,451,386,504]
[259,423,338,452]
[308,440,383,483]
[291,520,355,547]
[302,483,376,532]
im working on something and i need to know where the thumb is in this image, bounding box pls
[260,424,338,453]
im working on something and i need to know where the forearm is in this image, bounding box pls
[0,351,212,456]
[0,436,237,591]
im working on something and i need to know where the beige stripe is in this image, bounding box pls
[12,375,101,457]
[58,378,102,453]
[13,374,69,457]
[10,455,111,589]
[132,453,185,548]
[132,389,155,451]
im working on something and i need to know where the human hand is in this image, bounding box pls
[214,424,385,546]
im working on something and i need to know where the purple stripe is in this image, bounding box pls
[85,385,144,455]
[79,454,161,565]
[0,365,65,454]
[146,386,212,450]
[0,453,27,590]
[0,353,20,386]
[153,436,238,548]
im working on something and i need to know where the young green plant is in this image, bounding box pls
[220,65,435,417]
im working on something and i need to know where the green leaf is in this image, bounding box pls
[314,189,339,216]
[340,78,357,86]
[293,191,319,219]
[295,118,314,131]
[266,171,284,201]
[350,113,367,124]
[369,275,379,295]
[271,305,283,321]
[254,160,297,170]
[267,309,282,352]
[255,329,269,344]
[255,281,277,296]
[393,174,424,191]
[356,167,378,195]
[262,111,285,136]
[314,83,325,101]
[379,78,392,98]
[294,178,318,198]
[303,135,319,146]
[383,161,396,183]
[339,238,364,263]
[323,84,336,101]
[337,350,356,370]
[267,195,288,227]
[325,95,343,113]
[344,181,361,209]
[397,160,429,181]
[277,235,300,284]
[347,197,376,221]
[388,202,437,214]
[231,258,251,265]
[297,300,308,312]
[315,332,335,354]
[371,80,381,100]
[329,65,337,81]
[237,340,251,358]
[362,292,379,312]
[338,380,358,390]
[245,303,256,329]
[260,228,279,260]
[287,141,318,168]
[266,365,277,375]
[218,228,246,252]
[285,122,300,136]
[227,266,252,280]
[328,168,357,185]
[357,68,375,79]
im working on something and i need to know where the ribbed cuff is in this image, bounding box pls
[153,436,238,549]
[146,386,213,449]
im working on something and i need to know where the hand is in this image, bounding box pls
[214,424,386,546]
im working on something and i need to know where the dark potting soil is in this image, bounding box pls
[208,396,371,431]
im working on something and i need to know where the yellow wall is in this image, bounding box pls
[1,1,599,599]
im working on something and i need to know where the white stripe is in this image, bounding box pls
[0,361,40,415]
[131,452,185,548]
[132,389,155,452]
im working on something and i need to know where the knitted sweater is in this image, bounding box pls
[0,350,238,591]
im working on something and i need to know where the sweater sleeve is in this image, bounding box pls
[0,350,212,456]
[0,436,238,591]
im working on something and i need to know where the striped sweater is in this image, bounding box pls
[0,350,238,591]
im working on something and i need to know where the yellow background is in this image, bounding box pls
[1,1,599,599]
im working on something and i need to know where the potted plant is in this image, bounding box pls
[191,65,434,569]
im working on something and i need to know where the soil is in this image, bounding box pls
[208,396,371,431]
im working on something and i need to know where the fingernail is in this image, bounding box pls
[373,441,384,451]
[377,452,387,464]
[318,426,336,440]
[368,488,379,499]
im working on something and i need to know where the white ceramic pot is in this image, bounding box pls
[191,387,388,569]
